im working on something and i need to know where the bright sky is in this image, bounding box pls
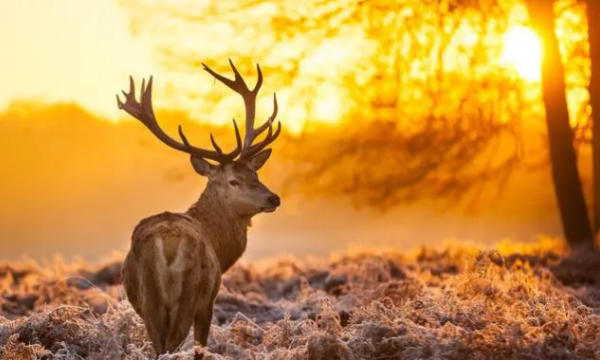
[0,1,544,125]
[500,26,542,82]
[0,0,154,120]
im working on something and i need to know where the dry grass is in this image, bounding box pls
[2,238,600,359]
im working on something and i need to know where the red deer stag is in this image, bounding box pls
[117,59,281,357]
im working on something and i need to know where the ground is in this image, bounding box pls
[1,238,600,359]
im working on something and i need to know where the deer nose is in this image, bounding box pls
[267,195,281,207]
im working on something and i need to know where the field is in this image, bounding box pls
[1,239,600,360]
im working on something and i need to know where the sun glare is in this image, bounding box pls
[500,26,542,82]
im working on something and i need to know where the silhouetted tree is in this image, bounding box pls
[586,0,600,235]
[118,0,526,211]
[118,0,596,246]
[525,0,593,246]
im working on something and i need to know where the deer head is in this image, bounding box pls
[116,60,282,216]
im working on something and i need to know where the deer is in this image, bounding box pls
[117,59,282,358]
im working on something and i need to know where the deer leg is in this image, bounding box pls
[142,304,168,357]
[194,304,214,347]
[192,305,214,360]
[164,301,195,353]
[140,269,170,357]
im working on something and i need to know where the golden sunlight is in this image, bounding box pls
[500,26,542,82]
[312,84,343,126]
[0,0,154,120]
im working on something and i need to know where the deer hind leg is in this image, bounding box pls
[142,294,169,356]
[140,243,171,357]
[194,304,214,347]
[161,238,198,353]
[195,272,220,348]
[164,294,196,353]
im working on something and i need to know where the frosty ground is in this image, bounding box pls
[1,238,600,359]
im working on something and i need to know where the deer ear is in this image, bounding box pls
[190,156,216,177]
[247,149,272,171]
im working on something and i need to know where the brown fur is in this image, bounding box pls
[122,160,278,358]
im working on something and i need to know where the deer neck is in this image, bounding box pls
[186,186,251,273]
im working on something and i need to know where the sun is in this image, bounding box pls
[500,26,542,82]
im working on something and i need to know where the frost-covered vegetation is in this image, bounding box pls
[1,239,600,359]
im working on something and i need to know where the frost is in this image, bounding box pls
[1,239,600,359]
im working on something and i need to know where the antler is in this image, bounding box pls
[202,59,281,160]
[116,76,242,164]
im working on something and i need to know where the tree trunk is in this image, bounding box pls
[526,0,593,246]
[587,0,600,237]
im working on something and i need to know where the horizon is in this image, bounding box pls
[0,0,591,263]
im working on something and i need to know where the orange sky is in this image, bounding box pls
[0,0,154,120]
[0,102,565,262]
[0,0,590,262]
[0,1,549,125]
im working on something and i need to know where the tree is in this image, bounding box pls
[118,0,595,246]
[119,0,527,211]
[524,0,593,246]
[586,0,600,235]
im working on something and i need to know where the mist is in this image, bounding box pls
[0,101,564,263]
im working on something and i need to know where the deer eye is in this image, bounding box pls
[229,180,240,187]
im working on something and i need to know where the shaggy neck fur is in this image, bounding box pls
[186,184,252,273]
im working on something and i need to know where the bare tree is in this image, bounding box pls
[118,0,597,246]
[586,0,600,235]
[524,0,593,247]
[118,0,526,211]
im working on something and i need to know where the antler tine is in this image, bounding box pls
[210,133,223,156]
[251,93,278,140]
[203,60,260,149]
[211,119,243,157]
[242,120,282,160]
[239,92,279,159]
[251,62,263,94]
[202,60,281,159]
[117,76,241,164]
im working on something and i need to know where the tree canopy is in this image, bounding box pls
[117,0,591,211]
